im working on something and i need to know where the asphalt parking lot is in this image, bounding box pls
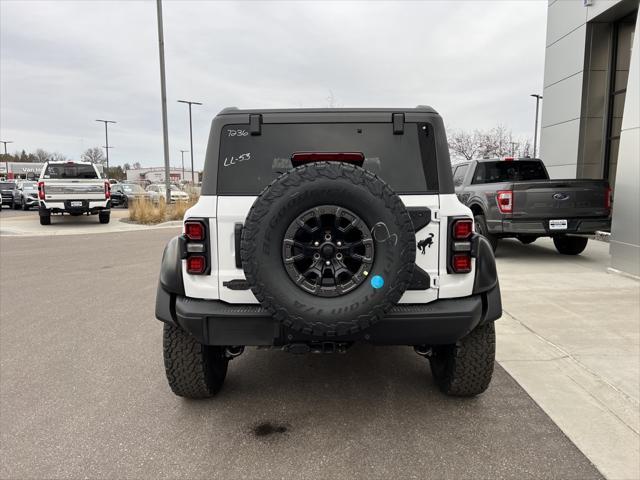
[0,228,604,479]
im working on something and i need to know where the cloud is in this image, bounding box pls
[0,0,546,168]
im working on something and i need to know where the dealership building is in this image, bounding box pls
[540,0,639,276]
[0,162,44,179]
[125,167,197,184]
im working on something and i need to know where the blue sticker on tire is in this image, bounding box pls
[370,275,384,289]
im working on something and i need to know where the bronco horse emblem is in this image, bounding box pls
[417,233,435,254]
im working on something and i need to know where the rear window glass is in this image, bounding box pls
[217,123,432,195]
[43,163,98,179]
[472,161,548,184]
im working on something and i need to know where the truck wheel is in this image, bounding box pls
[163,323,228,398]
[474,214,498,252]
[123,198,128,209]
[553,235,588,255]
[429,322,495,397]
[22,201,28,211]
[241,161,416,337]
[13,201,19,210]
[99,212,110,224]
[39,214,51,225]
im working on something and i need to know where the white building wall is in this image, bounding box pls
[539,0,590,178]
[610,12,640,276]
[541,0,640,276]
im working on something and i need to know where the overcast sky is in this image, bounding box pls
[0,0,547,169]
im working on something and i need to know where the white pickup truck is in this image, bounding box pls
[37,161,111,225]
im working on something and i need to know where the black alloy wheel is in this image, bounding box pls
[282,205,374,297]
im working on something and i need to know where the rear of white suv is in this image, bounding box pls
[156,107,501,399]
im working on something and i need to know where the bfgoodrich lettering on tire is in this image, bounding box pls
[241,161,416,337]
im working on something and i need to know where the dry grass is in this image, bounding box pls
[128,197,197,225]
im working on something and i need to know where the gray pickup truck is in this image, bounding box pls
[452,158,611,254]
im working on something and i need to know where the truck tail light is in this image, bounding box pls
[104,182,111,199]
[497,190,513,213]
[183,218,209,275]
[186,255,206,274]
[453,218,473,240]
[605,186,612,210]
[184,220,205,240]
[448,217,473,274]
[452,253,472,273]
[37,181,45,200]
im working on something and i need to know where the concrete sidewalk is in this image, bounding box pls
[0,209,181,236]
[495,238,639,480]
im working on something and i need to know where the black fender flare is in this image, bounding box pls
[470,233,501,323]
[156,236,186,325]
[159,235,186,296]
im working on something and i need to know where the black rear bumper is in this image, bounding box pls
[156,284,501,346]
[155,233,501,347]
[499,216,610,236]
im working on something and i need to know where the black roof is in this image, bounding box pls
[217,105,438,115]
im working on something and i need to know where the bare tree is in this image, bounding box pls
[50,152,68,162]
[123,162,131,171]
[448,125,533,161]
[33,149,52,163]
[81,147,106,164]
[447,129,485,161]
[132,162,141,169]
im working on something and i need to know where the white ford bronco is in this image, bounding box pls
[156,107,501,399]
[37,161,111,225]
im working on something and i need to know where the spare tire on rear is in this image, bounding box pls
[241,161,416,337]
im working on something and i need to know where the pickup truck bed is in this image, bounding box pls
[452,158,611,254]
[37,161,111,225]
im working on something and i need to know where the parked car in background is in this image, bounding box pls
[37,161,111,225]
[0,180,16,208]
[146,184,189,203]
[452,157,611,254]
[12,181,39,210]
[111,183,150,208]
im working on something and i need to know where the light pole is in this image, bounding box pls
[177,99,202,184]
[180,149,189,180]
[1,140,13,179]
[95,119,116,174]
[156,0,171,202]
[530,94,543,158]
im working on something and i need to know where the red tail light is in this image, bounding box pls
[37,181,45,200]
[185,220,205,240]
[452,253,472,273]
[186,255,206,274]
[453,218,473,239]
[504,156,514,162]
[104,182,111,199]
[497,190,513,213]
[605,186,612,210]
[291,152,365,167]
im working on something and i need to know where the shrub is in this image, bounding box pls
[128,197,197,224]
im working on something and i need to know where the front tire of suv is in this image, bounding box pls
[474,214,498,252]
[163,323,229,399]
[99,212,110,224]
[429,322,496,397]
[553,235,588,255]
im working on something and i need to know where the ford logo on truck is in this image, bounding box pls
[553,192,570,201]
